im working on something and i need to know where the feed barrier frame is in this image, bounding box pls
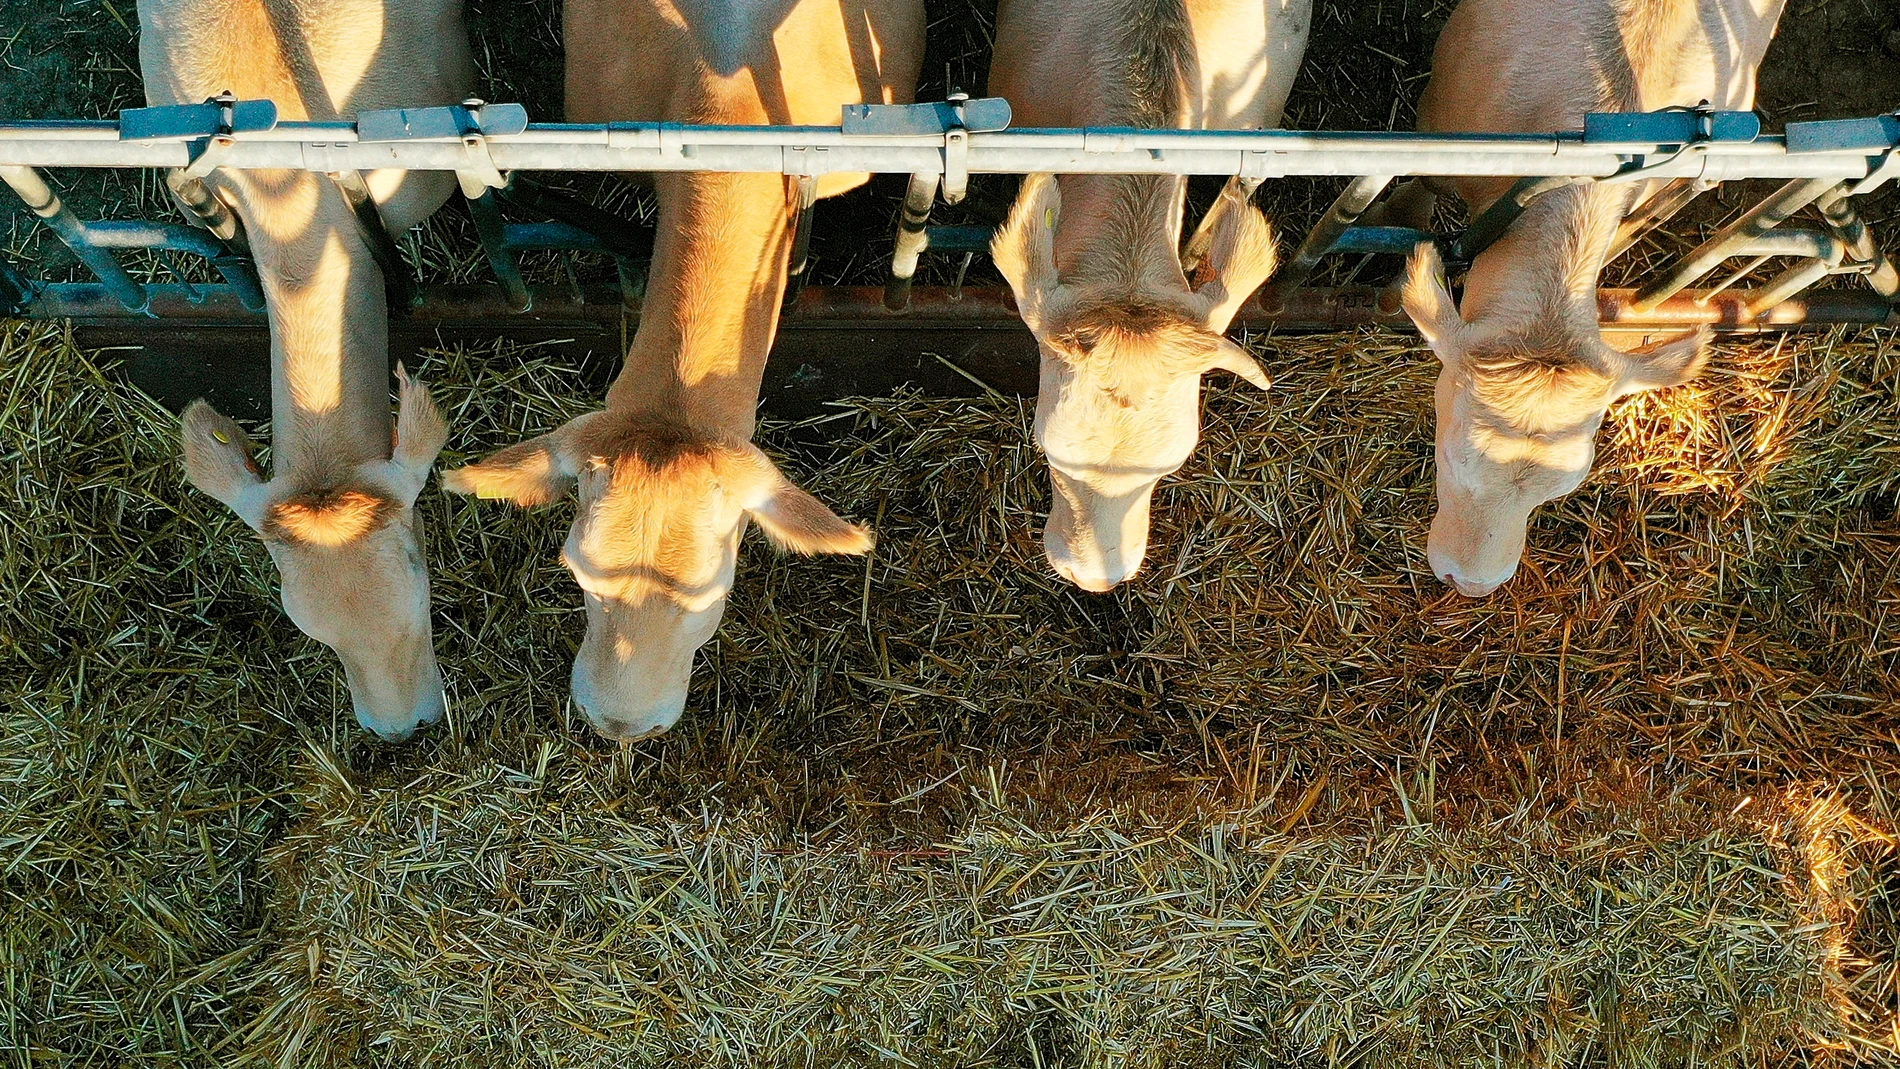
[2,97,1898,337]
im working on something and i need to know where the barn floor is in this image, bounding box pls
[3,0,1900,1065]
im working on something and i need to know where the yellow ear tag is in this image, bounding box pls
[477,486,509,500]
[212,430,231,444]
[1044,208,1055,229]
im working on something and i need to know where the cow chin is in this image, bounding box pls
[338,643,447,741]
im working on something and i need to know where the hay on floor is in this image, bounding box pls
[245,765,1885,1069]
[2,317,1897,1065]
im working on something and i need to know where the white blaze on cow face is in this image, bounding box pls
[443,412,872,742]
[181,367,451,739]
[994,174,1276,592]
[1402,244,1710,597]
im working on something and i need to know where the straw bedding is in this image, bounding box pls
[2,317,1896,1065]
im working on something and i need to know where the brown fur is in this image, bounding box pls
[263,487,398,547]
[1108,0,1200,127]
[1049,300,1228,371]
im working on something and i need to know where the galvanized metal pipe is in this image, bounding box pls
[1629,177,1843,311]
[1,164,150,312]
[885,171,939,311]
[1609,178,1708,260]
[0,121,1884,183]
[1815,183,1900,298]
[1740,231,1846,317]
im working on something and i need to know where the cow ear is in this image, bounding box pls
[993,173,1064,333]
[1401,242,1467,356]
[181,400,271,530]
[1606,327,1711,398]
[1185,180,1278,331]
[441,429,576,506]
[729,446,873,556]
[381,362,450,503]
[1203,338,1271,390]
[748,478,874,556]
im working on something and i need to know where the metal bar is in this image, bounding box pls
[0,254,31,313]
[1747,258,1840,319]
[1447,175,1592,263]
[331,170,419,311]
[1,164,150,312]
[166,171,244,245]
[21,282,1897,332]
[1609,178,1707,260]
[465,188,532,312]
[922,225,994,251]
[1735,231,1846,317]
[782,179,818,312]
[496,222,615,252]
[885,171,938,311]
[1629,177,1842,312]
[0,120,1887,182]
[1330,225,1434,255]
[494,175,653,260]
[1814,184,1900,298]
[1258,174,1392,312]
[83,219,267,311]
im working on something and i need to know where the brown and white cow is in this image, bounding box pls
[1395,0,1786,596]
[443,0,922,741]
[987,0,1311,591]
[140,0,473,738]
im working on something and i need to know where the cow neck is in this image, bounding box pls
[1048,173,1188,299]
[1047,80,1190,299]
[603,171,795,441]
[251,174,395,487]
[1459,182,1636,334]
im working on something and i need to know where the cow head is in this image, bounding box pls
[1401,243,1709,596]
[994,174,1275,591]
[444,411,871,741]
[181,366,450,739]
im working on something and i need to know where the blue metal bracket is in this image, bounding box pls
[356,101,530,142]
[360,100,530,198]
[846,95,1011,205]
[120,94,279,141]
[841,97,1011,137]
[1583,108,1761,145]
[1785,114,1900,153]
[119,92,281,180]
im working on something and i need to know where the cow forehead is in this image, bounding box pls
[568,461,745,586]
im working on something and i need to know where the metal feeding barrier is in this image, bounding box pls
[2,96,1898,339]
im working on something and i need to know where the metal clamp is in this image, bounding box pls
[121,91,279,180]
[841,94,1011,205]
[1587,103,1759,185]
[357,99,529,197]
